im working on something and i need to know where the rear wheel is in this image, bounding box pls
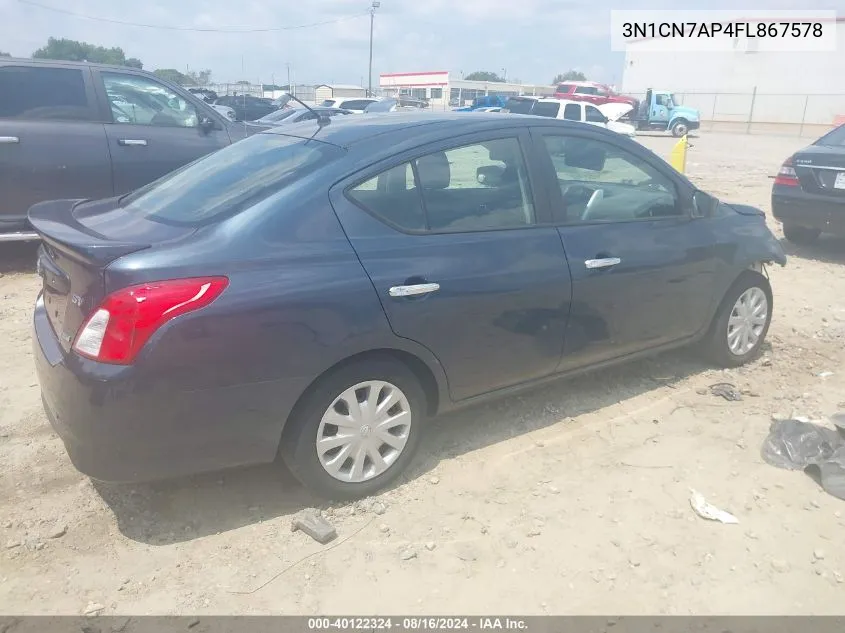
[783,224,821,245]
[671,119,689,137]
[280,358,426,500]
[702,270,773,368]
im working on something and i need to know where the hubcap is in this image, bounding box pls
[315,381,412,483]
[727,287,768,356]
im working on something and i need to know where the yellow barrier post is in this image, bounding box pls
[669,134,689,174]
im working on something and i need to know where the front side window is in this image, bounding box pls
[542,135,679,224]
[0,66,91,121]
[585,105,606,123]
[103,73,198,127]
[348,138,535,232]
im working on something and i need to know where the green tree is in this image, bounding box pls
[235,80,250,85]
[153,68,195,85]
[31,37,141,68]
[464,71,504,82]
[0,51,10,57]
[553,70,587,83]
[187,69,212,85]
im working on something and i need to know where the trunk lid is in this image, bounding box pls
[792,146,845,199]
[29,198,190,351]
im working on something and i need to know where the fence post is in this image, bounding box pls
[746,86,757,134]
[799,95,809,137]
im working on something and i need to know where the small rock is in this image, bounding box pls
[47,522,67,539]
[629,558,641,568]
[425,541,436,551]
[815,568,826,577]
[2,521,11,529]
[745,531,759,540]
[291,508,337,544]
[834,571,843,584]
[814,549,826,561]
[696,388,708,395]
[496,559,506,569]
[736,438,747,449]
[771,559,791,573]
[548,485,560,494]
[454,544,478,562]
[188,619,200,629]
[379,524,390,534]
[83,601,105,616]
[399,548,417,561]
[504,537,518,549]
[429,476,440,485]
[527,528,541,537]
[372,501,387,516]
[810,500,822,509]
[5,539,19,549]
[34,542,45,551]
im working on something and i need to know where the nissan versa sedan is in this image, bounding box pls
[31,113,786,499]
[772,124,845,243]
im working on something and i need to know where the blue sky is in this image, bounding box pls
[0,0,838,87]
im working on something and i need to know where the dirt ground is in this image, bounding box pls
[2,131,845,616]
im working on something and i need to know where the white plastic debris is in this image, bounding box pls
[689,489,739,524]
[818,371,834,379]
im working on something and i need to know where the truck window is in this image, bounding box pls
[585,106,606,123]
[532,102,560,118]
[574,86,598,95]
[0,66,93,121]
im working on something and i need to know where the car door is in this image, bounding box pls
[94,69,230,194]
[651,94,670,125]
[530,127,719,370]
[0,63,112,229]
[585,104,609,130]
[329,130,573,402]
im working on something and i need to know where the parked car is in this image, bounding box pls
[320,97,378,113]
[255,106,352,125]
[454,95,508,112]
[31,112,786,499]
[0,58,268,242]
[214,94,278,121]
[772,124,845,244]
[364,97,429,113]
[630,89,700,137]
[188,88,219,103]
[503,97,636,137]
[554,81,637,108]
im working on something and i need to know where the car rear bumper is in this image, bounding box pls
[772,186,845,235]
[33,293,306,483]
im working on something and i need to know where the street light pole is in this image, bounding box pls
[368,1,380,97]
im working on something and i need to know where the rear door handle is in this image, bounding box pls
[0,136,20,144]
[389,283,440,298]
[585,257,621,269]
[117,139,147,146]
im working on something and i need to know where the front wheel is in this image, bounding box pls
[671,120,689,137]
[279,358,427,500]
[702,270,773,368]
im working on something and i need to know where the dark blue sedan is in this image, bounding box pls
[30,112,786,499]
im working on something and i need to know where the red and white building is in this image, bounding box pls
[379,70,554,110]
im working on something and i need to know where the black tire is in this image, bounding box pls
[783,224,821,245]
[671,119,689,137]
[279,358,427,500]
[702,270,773,368]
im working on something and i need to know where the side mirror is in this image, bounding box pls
[477,165,505,186]
[692,190,717,218]
[199,116,217,132]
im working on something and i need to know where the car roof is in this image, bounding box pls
[0,56,161,75]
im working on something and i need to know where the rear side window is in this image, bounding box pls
[558,84,575,93]
[503,98,535,115]
[120,134,345,226]
[532,102,560,118]
[816,124,845,147]
[563,103,581,120]
[0,66,92,121]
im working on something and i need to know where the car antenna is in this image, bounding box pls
[277,93,331,127]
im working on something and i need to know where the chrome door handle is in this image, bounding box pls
[0,136,20,144]
[585,257,621,269]
[117,139,147,146]
[389,283,440,298]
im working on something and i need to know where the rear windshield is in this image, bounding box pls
[504,98,535,114]
[815,124,845,147]
[120,133,345,226]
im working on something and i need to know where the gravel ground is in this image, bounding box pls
[2,131,845,616]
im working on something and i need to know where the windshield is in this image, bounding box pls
[258,108,300,123]
[504,98,535,114]
[120,133,345,226]
[815,124,845,147]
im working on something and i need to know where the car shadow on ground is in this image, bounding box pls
[780,235,845,265]
[0,242,39,274]
[94,348,712,546]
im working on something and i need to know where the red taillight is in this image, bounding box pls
[72,276,229,364]
[774,156,800,187]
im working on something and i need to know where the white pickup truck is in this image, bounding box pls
[502,97,636,137]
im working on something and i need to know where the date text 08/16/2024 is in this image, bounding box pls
[307,617,528,630]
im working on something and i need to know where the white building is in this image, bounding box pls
[314,84,368,103]
[379,71,555,110]
[621,17,845,126]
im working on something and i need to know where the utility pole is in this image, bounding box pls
[368,1,380,97]
[286,62,291,91]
